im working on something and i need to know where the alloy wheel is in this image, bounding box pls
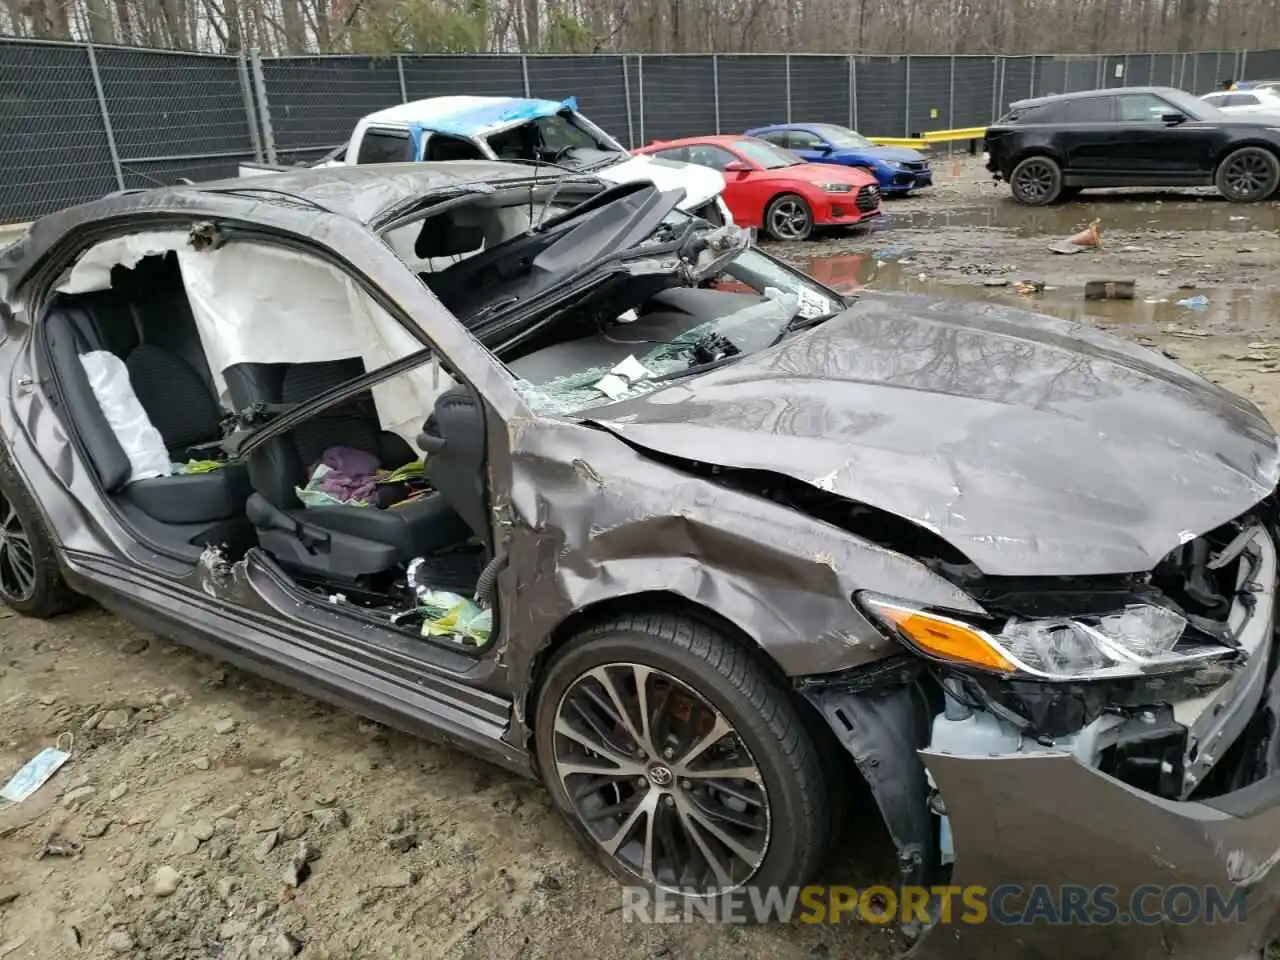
[0,490,36,603]
[1222,149,1276,200]
[1013,158,1057,203]
[552,662,771,895]
[767,199,811,240]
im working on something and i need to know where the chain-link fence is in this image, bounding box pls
[3,38,1279,224]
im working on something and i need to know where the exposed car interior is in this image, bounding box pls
[35,177,846,649]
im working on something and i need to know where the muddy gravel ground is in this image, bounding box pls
[5,156,1280,960]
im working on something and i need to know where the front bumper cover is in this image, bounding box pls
[910,747,1280,959]
[809,617,1280,958]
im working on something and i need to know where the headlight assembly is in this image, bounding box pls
[858,592,1232,681]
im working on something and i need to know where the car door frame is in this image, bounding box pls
[352,124,417,164]
[1050,95,1125,180]
[785,128,831,163]
[1110,91,1220,181]
[9,205,537,775]
[682,141,763,224]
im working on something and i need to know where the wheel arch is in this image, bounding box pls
[1006,146,1063,177]
[1212,139,1280,171]
[522,587,930,897]
[761,189,817,234]
[526,590,788,718]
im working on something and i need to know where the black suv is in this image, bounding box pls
[984,85,1280,205]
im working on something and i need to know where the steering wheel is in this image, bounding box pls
[538,144,574,165]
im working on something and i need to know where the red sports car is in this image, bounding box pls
[633,134,882,241]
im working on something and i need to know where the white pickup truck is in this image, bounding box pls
[238,95,733,224]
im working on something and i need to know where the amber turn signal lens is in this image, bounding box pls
[868,602,1016,673]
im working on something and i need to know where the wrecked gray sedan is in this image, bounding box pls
[2,161,1280,959]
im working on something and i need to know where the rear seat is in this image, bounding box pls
[42,270,252,532]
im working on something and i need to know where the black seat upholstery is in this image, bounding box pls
[225,359,471,581]
[126,344,224,456]
[41,287,252,543]
[422,384,489,543]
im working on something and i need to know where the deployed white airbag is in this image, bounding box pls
[177,242,449,444]
[59,230,455,447]
[78,351,172,482]
[57,230,191,295]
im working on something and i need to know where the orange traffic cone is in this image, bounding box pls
[1068,219,1102,248]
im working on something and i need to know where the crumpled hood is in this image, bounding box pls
[597,154,725,211]
[585,292,1280,577]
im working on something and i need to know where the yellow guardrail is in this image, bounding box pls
[868,126,988,149]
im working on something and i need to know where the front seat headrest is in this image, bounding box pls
[414,206,489,260]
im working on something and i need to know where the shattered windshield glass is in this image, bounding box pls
[511,240,845,416]
[486,113,624,167]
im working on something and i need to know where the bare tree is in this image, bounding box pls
[2,0,1277,56]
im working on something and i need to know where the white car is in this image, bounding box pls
[1200,87,1280,119]
[238,95,733,225]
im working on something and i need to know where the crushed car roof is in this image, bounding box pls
[360,95,578,137]
[0,161,560,299]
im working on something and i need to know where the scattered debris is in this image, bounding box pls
[97,708,133,730]
[1084,279,1135,301]
[386,833,419,854]
[103,930,134,954]
[212,717,237,735]
[1014,280,1045,295]
[873,244,915,261]
[61,785,96,807]
[170,830,201,856]
[36,835,82,860]
[1,736,74,804]
[1176,295,1209,311]
[1050,218,1101,254]
[82,818,110,839]
[256,829,280,861]
[309,806,348,832]
[373,869,416,889]
[153,865,181,897]
[118,637,149,655]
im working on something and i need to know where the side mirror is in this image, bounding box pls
[723,160,751,173]
[815,143,834,154]
[1162,112,1187,125]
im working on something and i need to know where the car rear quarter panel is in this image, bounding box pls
[987,126,1062,177]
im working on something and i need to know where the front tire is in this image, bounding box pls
[1215,146,1280,202]
[1009,155,1063,205]
[0,450,77,618]
[763,193,814,241]
[533,612,829,902]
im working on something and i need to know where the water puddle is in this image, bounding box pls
[878,196,1280,236]
[808,250,1280,334]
